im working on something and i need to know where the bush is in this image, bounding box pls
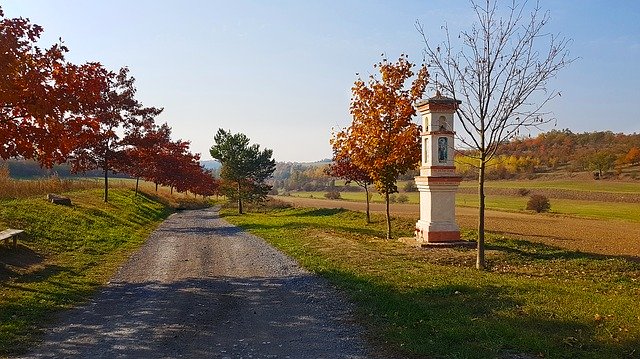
[389,194,397,203]
[526,194,550,213]
[324,191,341,200]
[397,194,409,203]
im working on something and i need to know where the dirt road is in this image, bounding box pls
[20,208,383,359]
[276,196,640,258]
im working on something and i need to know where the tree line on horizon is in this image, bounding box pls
[0,7,218,201]
[458,129,640,180]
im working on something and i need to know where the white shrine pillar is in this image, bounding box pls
[414,91,462,243]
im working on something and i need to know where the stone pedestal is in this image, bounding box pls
[414,176,461,243]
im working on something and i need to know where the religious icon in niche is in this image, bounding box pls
[438,137,448,163]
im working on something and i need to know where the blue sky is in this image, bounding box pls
[4,1,639,162]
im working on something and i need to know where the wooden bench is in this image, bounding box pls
[0,229,24,249]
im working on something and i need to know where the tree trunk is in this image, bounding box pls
[155,182,158,192]
[103,167,109,202]
[170,186,173,194]
[237,181,243,214]
[476,158,486,270]
[103,153,109,203]
[135,177,140,197]
[385,191,391,240]
[364,184,371,224]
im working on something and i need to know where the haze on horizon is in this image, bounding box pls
[4,0,639,163]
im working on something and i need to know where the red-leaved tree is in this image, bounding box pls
[325,153,373,223]
[70,67,162,202]
[1,8,107,166]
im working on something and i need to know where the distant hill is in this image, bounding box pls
[279,159,332,167]
[200,160,221,170]
[457,130,640,180]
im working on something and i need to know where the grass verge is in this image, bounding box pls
[222,206,640,358]
[0,188,177,355]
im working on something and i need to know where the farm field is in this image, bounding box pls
[276,196,640,258]
[285,177,640,222]
[459,178,640,193]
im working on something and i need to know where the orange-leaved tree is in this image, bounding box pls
[332,55,428,239]
[625,146,640,166]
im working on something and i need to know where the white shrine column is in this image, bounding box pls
[414,91,462,243]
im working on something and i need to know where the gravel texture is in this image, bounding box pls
[19,208,384,359]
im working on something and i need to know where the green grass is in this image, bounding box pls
[289,191,640,222]
[290,191,421,204]
[459,179,640,194]
[456,194,640,222]
[0,188,175,355]
[288,177,640,222]
[223,207,640,359]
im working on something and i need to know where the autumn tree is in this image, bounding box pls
[418,0,573,269]
[333,55,428,239]
[209,129,276,214]
[147,137,196,194]
[325,149,373,223]
[0,8,107,166]
[116,121,172,196]
[589,151,616,178]
[190,169,219,198]
[625,146,640,166]
[70,67,162,202]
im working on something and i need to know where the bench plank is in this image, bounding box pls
[0,229,24,249]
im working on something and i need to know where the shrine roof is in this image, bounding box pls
[415,90,461,106]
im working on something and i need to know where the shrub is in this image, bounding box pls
[324,191,341,200]
[389,194,397,203]
[397,194,409,203]
[526,194,550,213]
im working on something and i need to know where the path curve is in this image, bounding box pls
[19,208,386,359]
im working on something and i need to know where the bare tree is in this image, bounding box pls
[418,0,574,269]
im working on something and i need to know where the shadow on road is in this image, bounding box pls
[22,275,371,359]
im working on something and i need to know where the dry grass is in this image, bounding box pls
[0,165,102,199]
[0,166,216,210]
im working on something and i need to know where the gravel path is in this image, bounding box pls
[19,208,384,359]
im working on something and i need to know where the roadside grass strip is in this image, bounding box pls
[223,207,640,359]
